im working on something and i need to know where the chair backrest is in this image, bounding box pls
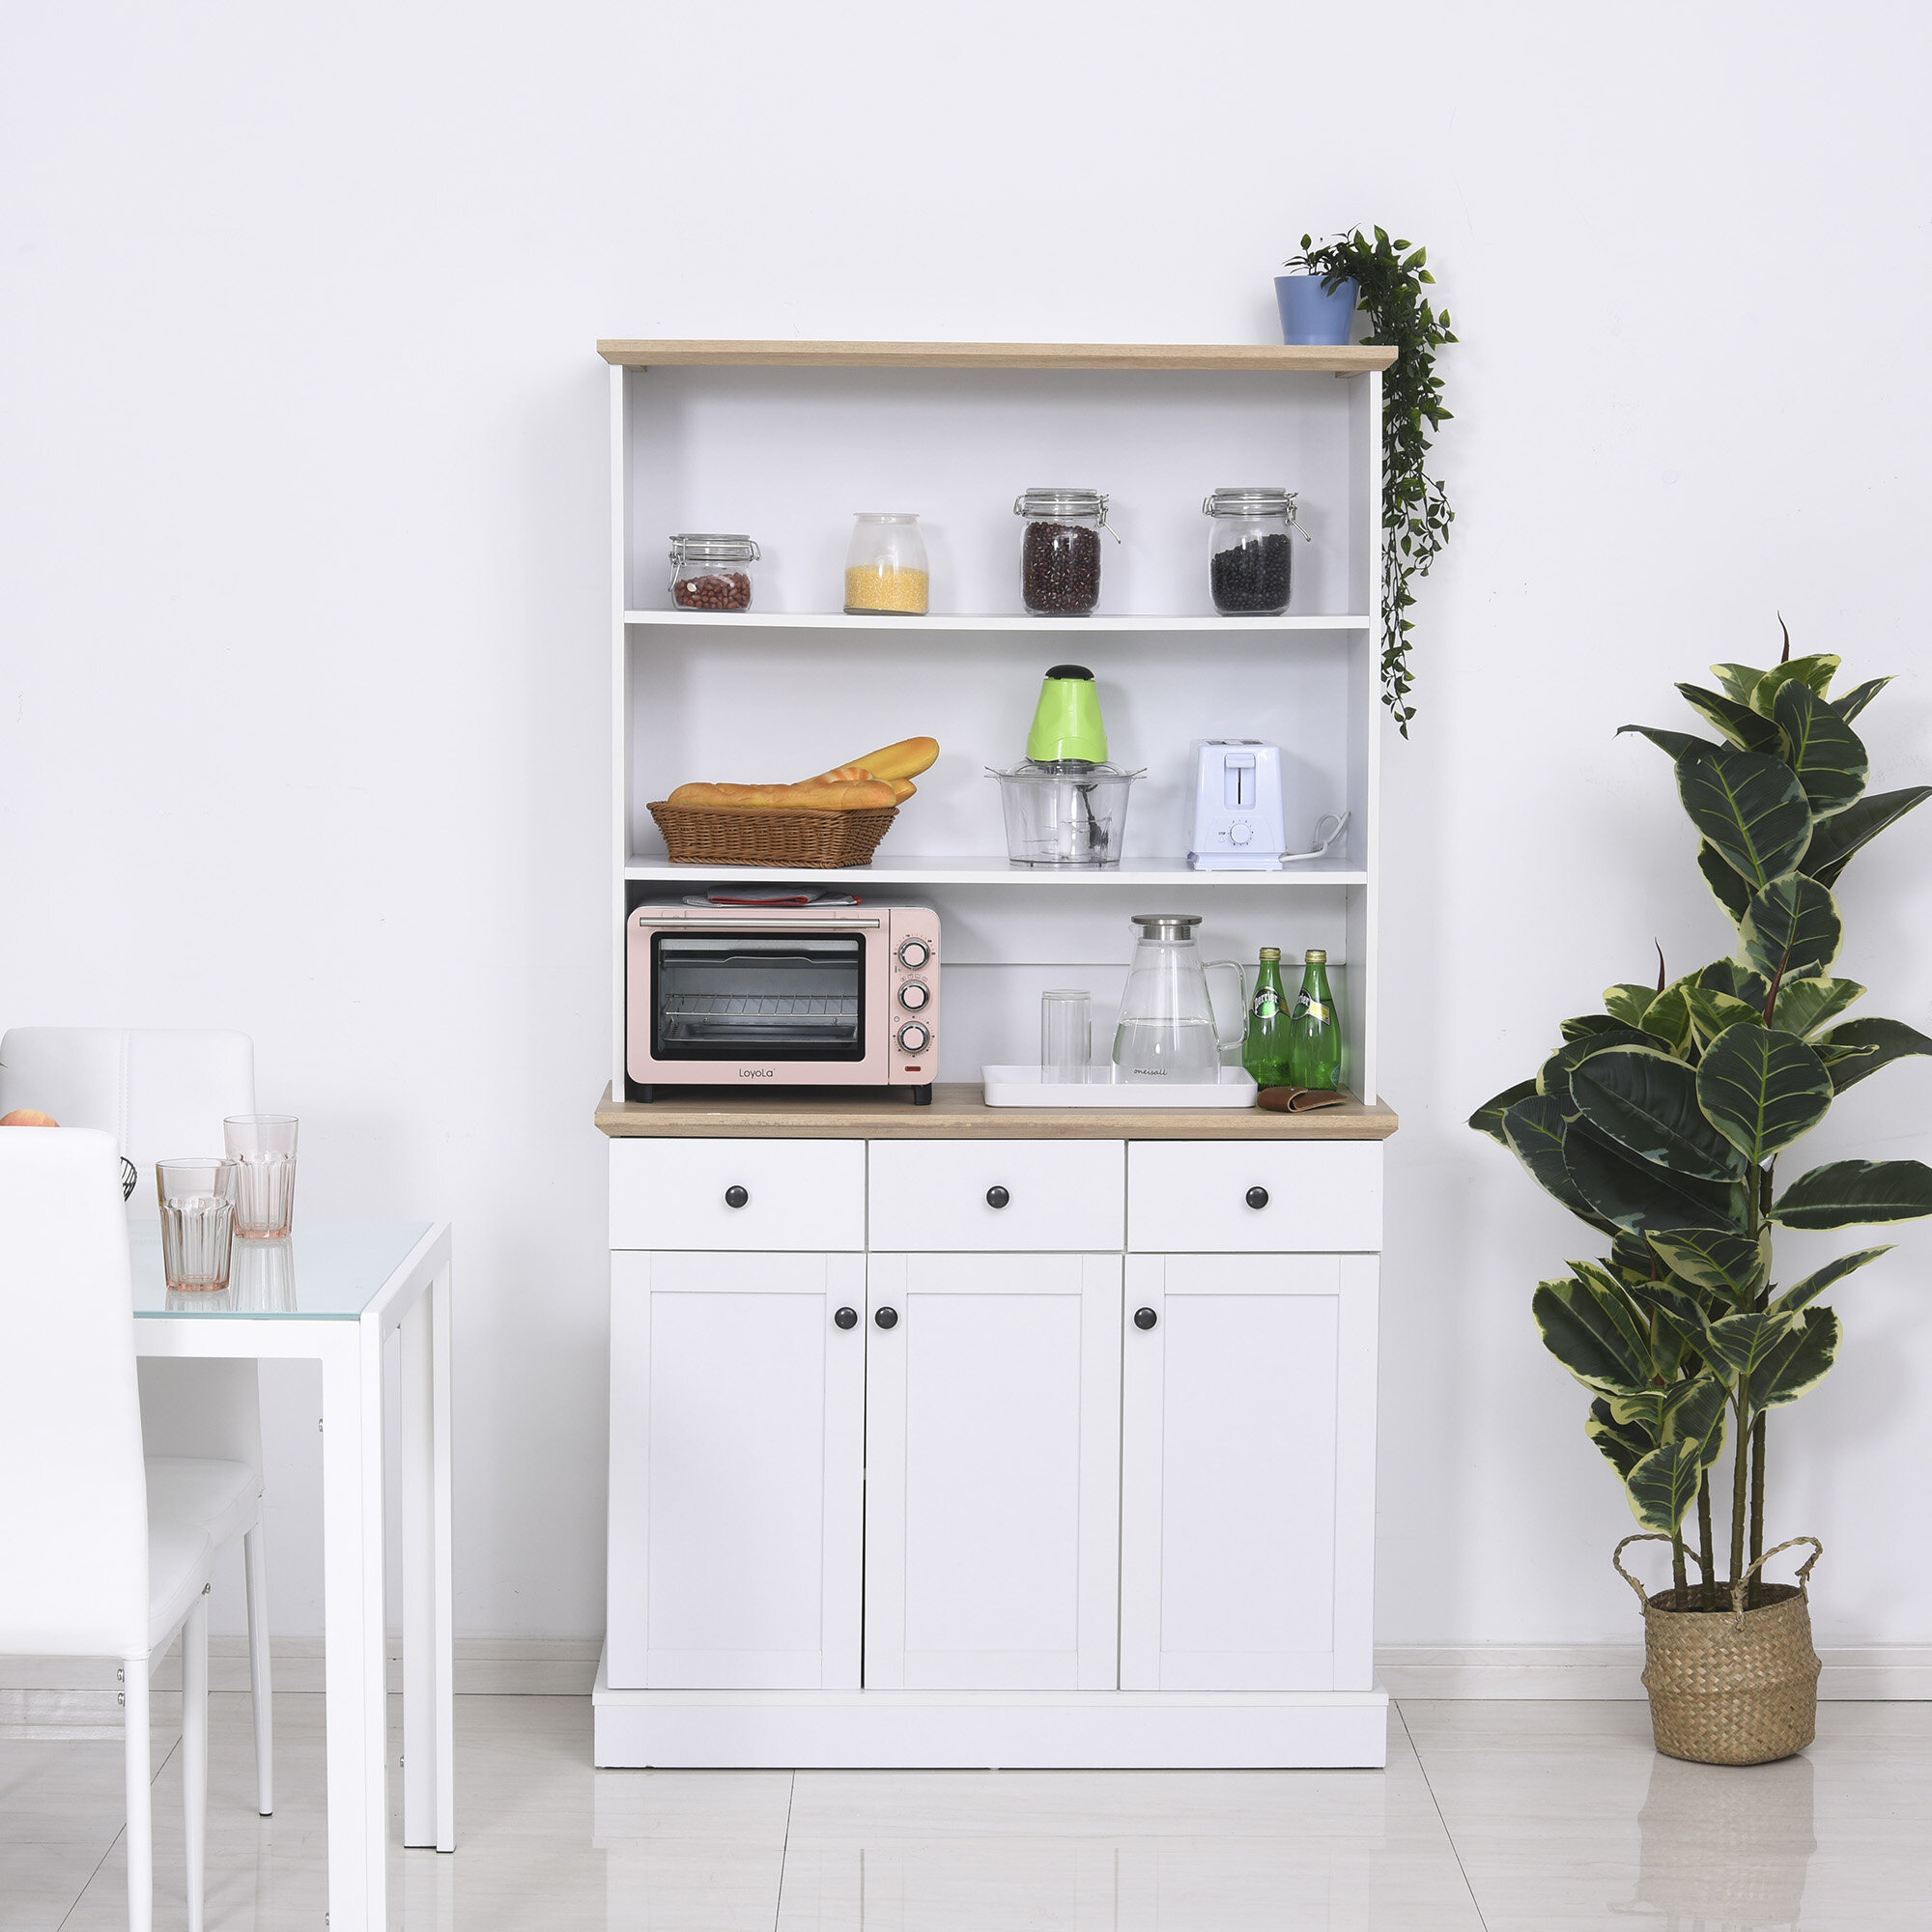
[0,1128,150,1658]
[0,1029,265,1474]
[0,1028,255,1225]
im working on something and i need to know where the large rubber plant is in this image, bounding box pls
[1470,639,1932,1605]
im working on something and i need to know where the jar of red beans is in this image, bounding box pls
[1014,489,1112,616]
[668,533,759,611]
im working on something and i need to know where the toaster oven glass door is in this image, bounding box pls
[651,932,867,1062]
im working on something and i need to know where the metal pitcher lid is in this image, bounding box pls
[1130,913,1203,939]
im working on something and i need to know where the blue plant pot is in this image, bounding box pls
[1274,274,1358,346]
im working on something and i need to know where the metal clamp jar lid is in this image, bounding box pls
[1014,488,1113,526]
[668,532,760,567]
[1202,488,1300,524]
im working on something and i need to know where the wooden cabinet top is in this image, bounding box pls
[597,339,1397,375]
[594,1084,1398,1142]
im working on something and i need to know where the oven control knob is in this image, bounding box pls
[898,938,931,969]
[898,980,930,1011]
[896,1021,930,1054]
[1228,818,1254,846]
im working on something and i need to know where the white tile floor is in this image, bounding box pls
[5,1692,1931,1929]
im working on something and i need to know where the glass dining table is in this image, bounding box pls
[131,1220,454,1932]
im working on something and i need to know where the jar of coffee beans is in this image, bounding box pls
[1015,489,1113,616]
[1202,489,1301,616]
[668,533,760,611]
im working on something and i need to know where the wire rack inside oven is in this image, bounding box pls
[659,990,860,1032]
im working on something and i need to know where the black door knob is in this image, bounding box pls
[875,1306,899,1329]
[1134,1306,1158,1330]
[985,1185,1010,1208]
[834,1307,858,1329]
[724,1184,750,1208]
[1245,1185,1270,1210]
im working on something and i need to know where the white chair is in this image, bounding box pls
[0,1127,213,1932]
[0,1027,273,1815]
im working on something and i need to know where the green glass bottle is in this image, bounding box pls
[1241,947,1293,1089]
[1285,949,1342,1092]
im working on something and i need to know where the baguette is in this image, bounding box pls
[808,736,938,784]
[666,779,895,811]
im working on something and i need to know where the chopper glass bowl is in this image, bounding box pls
[988,760,1143,867]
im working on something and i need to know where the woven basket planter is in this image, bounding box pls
[1614,1534,1823,1767]
[647,803,897,869]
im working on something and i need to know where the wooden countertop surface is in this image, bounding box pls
[594,1084,1398,1142]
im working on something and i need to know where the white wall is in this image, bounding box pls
[4,1,1928,1652]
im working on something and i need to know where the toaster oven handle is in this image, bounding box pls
[632,918,883,932]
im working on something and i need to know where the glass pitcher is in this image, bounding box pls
[1111,914,1248,1085]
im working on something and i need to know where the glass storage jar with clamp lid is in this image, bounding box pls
[1203,488,1302,615]
[668,533,760,611]
[1015,488,1116,616]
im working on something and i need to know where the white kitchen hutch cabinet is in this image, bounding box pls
[592,340,1399,1768]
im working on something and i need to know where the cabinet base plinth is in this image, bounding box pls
[592,1650,1388,1769]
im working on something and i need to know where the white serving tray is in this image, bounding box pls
[980,1065,1259,1109]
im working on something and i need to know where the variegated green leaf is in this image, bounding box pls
[1684,984,1762,1049]
[1678,683,1781,753]
[1748,1307,1842,1410]
[1695,1025,1833,1165]
[1697,842,1751,921]
[1617,723,1722,763]
[1570,1048,1745,1181]
[1639,982,1695,1055]
[1710,662,1765,707]
[1772,976,1864,1039]
[1700,957,1772,1007]
[1503,1096,1617,1234]
[1771,1245,1891,1316]
[1562,1012,1638,1044]
[1801,785,1932,888]
[1532,1264,1656,1395]
[1538,1027,1653,1105]
[1626,1437,1710,1535]
[1564,1122,1746,1235]
[1772,1158,1932,1230]
[1664,1374,1731,1461]
[1774,681,1867,818]
[1646,1227,1772,1306]
[1678,747,1813,890]
[1468,1078,1538,1147]
[1816,1017,1932,1094]
[1603,983,1657,1030]
[1830,676,1890,724]
[1747,652,1840,718]
[1740,874,1842,984]
[1701,1310,1800,1382]
[1587,1397,1650,1481]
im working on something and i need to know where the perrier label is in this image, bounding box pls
[1286,948,1341,1092]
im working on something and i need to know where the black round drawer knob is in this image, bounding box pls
[1134,1306,1158,1330]
[985,1185,1010,1209]
[875,1306,899,1330]
[724,1185,750,1209]
[834,1307,858,1330]
[1245,1185,1270,1210]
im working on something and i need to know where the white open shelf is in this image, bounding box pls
[625,610,1372,633]
[625,853,1370,887]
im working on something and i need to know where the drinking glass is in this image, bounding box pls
[1040,988,1093,1083]
[156,1157,237,1293]
[224,1114,298,1238]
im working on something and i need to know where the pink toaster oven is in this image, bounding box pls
[625,901,940,1103]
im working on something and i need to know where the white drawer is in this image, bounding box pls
[867,1141,1124,1252]
[610,1140,865,1251]
[1128,1142,1382,1253]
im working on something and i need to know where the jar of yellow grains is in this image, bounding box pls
[844,513,929,615]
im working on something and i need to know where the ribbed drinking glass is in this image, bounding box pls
[224,1114,298,1238]
[156,1157,237,1293]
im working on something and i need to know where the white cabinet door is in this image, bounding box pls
[608,1251,865,1690]
[1120,1253,1378,1692]
[865,1253,1122,1690]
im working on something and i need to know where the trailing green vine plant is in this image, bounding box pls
[1468,633,1932,1607]
[1285,227,1455,733]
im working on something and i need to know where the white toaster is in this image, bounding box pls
[1187,740,1288,871]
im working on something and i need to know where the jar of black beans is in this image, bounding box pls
[668,532,760,611]
[1015,489,1111,615]
[1203,488,1301,615]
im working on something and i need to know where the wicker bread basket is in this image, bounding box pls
[647,802,898,868]
[1614,1533,1824,1767]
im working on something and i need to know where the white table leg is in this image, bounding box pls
[321,1326,389,1932]
[403,1264,456,1851]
